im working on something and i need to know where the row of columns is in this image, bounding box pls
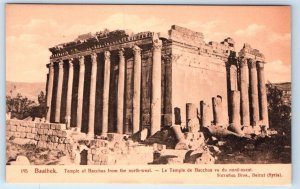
[46,40,163,137]
[234,57,268,128]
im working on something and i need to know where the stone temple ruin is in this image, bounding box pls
[6,25,270,165]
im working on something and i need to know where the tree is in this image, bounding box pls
[266,82,291,134]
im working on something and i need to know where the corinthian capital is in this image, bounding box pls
[91,53,97,63]
[153,39,162,50]
[58,60,64,69]
[133,45,141,55]
[119,48,125,58]
[248,58,256,69]
[78,56,85,66]
[256,61,265,69]
[104,51,110,59]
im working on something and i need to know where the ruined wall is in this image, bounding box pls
[6,120,73,151]
[171,43,228,127]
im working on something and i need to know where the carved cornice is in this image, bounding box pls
[49,30,154,59]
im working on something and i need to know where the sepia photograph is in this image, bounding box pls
[5,4,291,184]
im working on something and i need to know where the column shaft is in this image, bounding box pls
[55,61,64,123]
[133,46,141,134]
[102,51,111,135]
[65,59,74,128]
[88,53,97,136]
[200,101,210,127]
[257,61,269,128]
[117,49,125,134]
[230,64,238,91]
[230,90,241,126]
[249,59,259,126]
[46,62,54,122]
[239,58,250,126]
[151,39,162,136]
[77,56,85,132]
[212,96,223,125]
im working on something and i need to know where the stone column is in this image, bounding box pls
[200,101,210,127]
[212,96,223,125]
[249,59,259,126]
[132,45,141,134]
[257,61,269,128]
[55,60,64,123]
[76,56,85,132]
[230,90,241,126]
[151,39,162,136]
[46,62,54,122]
[117,49,125,134]
[229,90,243,135]
[65,58,74,129]
[230,64,238,91]
[102,51,111,136]
[88,53,97,137]
[239,58,250,126]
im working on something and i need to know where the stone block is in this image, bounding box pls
[28,122,35,127]
[26,133,33,139]
[53,136,59,143]
[37,129,43,135]
[43,129,49,134]
[31,128,37,134]
[58,137,65,144]
[10,125,17,132]
[35,123,40,128]
[50,123,56,129]
[91,148,97,155]
[195,152,215,164]
[6,125,11,131]
[61,131,67,137]
[92,154,100,161]
[48,130,53,135]
[34,135,40,140]
[64,138,71,144]
[7,131,13,138]
[57,143,65,151]
[107,133,124,142]
[52,130,58,136]
[47,142,53,149]
[20,132,27,138]
[6,120,11,125]
[56,124,66,130]
[53,142,59,148]
[14,132,21,138]
[25,127,31,133]
[87,153,92,160]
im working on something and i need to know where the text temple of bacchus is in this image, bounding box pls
[45,25,269,138]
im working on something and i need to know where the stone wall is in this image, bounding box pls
[6,120,72,151]
[171,43,228,127]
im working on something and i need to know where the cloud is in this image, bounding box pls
[264,60,291,83]
[268,32,291,43]
[235,24,266,37]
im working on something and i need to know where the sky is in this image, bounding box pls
[6,5,291,83]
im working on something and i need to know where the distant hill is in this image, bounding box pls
[6,81,46,102]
